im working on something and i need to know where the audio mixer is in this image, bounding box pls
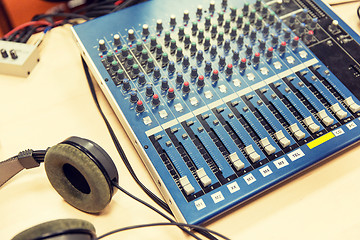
[72,0,360,225]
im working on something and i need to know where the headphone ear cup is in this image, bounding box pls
[11,219,96,240]
[44,143,112,213]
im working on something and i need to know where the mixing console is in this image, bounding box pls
[72,0,360,225]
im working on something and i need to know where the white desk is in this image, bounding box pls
[1,1,360,239]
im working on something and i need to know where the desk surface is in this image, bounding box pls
[1,1,360,239]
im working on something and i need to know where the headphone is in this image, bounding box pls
[1,136,118,239]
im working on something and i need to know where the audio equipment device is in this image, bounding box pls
[71,0,360,225]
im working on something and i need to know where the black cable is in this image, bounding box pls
[112,181,201,240]
[82,58,218,240]
[81,58,172,214]
[32,13,91,22]
[97,222,230,240]
[357,5,360,20]
[110,0,140,13]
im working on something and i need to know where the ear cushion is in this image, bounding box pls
[44,143,112,213]
[12,219,95,240]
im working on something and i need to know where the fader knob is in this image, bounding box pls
[138,72,146,85]
[239,58,246,71]
[130,90,139,103]
[152,94,160,106]
[271,34,279,46]
[168,61,176,73]
[224,39,231,51]
[253,52,260,66]
[106,52,114,63]
[196,50,204,62]
[225,64,233,76]
[176,73,184,85]
[153,67,161,79]
[142,24,150,36]
[291,36,299,49]
[111,60,119,71]
[161,79,169,91]
[167,88,176,100]
[205,61,212,73]
[197,75,205,88]
[136,100,145,113]
[147,58,154,71]
[242,2,249,15]
[156,19,163,32]
[262,23,269,36]
[183,10,190,22]
[146,84,154,96]
[209,1,215,13]
[190,66,198,79]
[205,16,211,30]
[162,53,168,65]
[232,50,240,62]
[219,56,226,68]
[128,29,136,42]
[122,79,131,91]
[211,69,219,82]
[210,45,217,56]
[284,28,291,41]
[196,5,203,17]
[266,47,274,59]
[170,15,176,27]
[132,64,140,76]
[98,39,107,52]
[113,34,121,46]
[121,46,129,57]
[117,69,125,81]
[237,34,244,46]
[279,41,286,54]
[245,45,253,56]
[136,41,143,52]
[183,55,190,67]
[182,81,191,94]
[164,31,171,42]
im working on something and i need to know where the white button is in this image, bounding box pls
[308,123,320,133]
[190,97,199,106]
[273,61,282,69]
[299,50,308,58]
[289,123,300,133]
[260,67,269,75]
[286,56,295,64]
[183,184,195,195]
[330,103,341,113]
[204,91,213,99]
[229,152,239,163]
[259,137,271,147]
[344,96,355,107]
[349,103,360,113]
[174,103,183,112]
[265,145,276,155]
[159,109,168,118]
[303,116,314,126]
[233,160,245,171]
[219,85,227,93]
[247,73,255,81]
[200,175,212,187]
[249,152,260,162]
[336,110,347,119]
[274,130,285,141]
[294,130,306,140]
[244,145,255,155]
[279,137,290,148]
[143,116,152,125]
[322,116,334,126]
[317,109,328,120]
[233,79,241,87]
